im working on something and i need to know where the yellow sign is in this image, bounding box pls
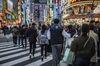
[70,0,100,4]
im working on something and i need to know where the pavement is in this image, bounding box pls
[0,33,12,43]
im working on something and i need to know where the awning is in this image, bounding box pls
[94,4,100,14]
[64,15,87,19]
[93,14,100,18]
[64,14,100,19]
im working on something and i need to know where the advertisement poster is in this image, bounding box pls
[6,14,11,20]
[70,0,100,4]
[0,0,3,13]
[39,0,47,4]
[7,0,13,12]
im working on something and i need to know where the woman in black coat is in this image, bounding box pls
[28,23,38,58]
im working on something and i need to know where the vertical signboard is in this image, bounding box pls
[11,0,18,13]
[39,4,45,22]
[7,0,13,12]
[34,4,40,21]
[0,0,3,13]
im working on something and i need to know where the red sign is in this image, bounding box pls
[0,13,3,17]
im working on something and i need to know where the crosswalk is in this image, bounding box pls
[0,42,52,66]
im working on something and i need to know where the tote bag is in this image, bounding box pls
[62,37,90,65]
[62,48,74,64]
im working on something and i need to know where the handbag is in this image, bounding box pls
[62,37,90,65]
[62,48,74,64]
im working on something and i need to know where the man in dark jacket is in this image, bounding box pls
[28,23,38,58]
[12,26,18,47]
[49,19,64,66]
[18,26,22,46]
[20,25,26,48]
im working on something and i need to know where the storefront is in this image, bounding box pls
[93,4,100,21]
[62,0,100,25]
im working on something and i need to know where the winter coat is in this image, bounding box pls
[28,27,38,42]
[71,36,95,59]
[89,30,99,62]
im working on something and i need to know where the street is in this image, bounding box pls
[0,41,52,66]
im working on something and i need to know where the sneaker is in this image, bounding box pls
[29,54,33,58]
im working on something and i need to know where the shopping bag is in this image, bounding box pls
[59,60,68,66]
[62,48,74,64]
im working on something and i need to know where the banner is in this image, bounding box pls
[0,0,3,13]
[70,0,100,4]
[39,0,47,4]
[7,0,13,12]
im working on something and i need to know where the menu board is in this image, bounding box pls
[0,0,3,13]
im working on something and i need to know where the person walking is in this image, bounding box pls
[12,26,18,47]
[48,19,64,66]
[71,24,95,66]
[89,24,98,66]
[18,26,22,46]
[20,25,25,48]
[28,23,38,58]
[38,24,49,61]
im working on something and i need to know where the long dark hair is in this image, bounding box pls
[81,24,89,37]
[41,24,47,34]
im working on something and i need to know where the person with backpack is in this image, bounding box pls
[28,23,38,58]
[38,24,49,61]
[48,19,64,66]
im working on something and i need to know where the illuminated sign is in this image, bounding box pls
[56,0,58,6]
[6,14,11,20]
[70,0,100,4]
[7,0,13,12]
[0,0,3,13]
[39,0,47,4]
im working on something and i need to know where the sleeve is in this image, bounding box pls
[62,30,66,38]
[70,39,78,52]
[47,29,51,40]
[62,30,71,38]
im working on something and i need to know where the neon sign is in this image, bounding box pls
[0,0,3,13]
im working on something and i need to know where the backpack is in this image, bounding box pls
[12,28,18,35]
[40,31,49,44]
[50,24,64,45]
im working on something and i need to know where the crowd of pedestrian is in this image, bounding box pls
[1,19,100,66]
